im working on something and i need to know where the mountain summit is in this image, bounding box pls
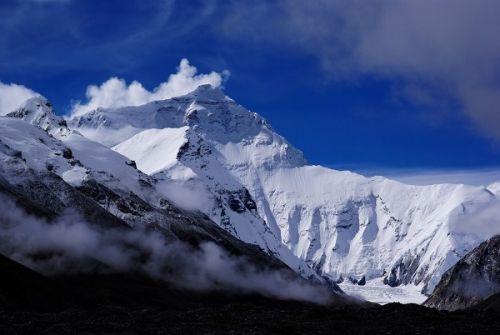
[7,97,68,134]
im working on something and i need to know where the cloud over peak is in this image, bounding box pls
[0,82,41,116]
[71,59,228,117]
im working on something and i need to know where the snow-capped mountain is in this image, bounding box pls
[0,114,347,307]
[70,87,317,280]
[4,97,178,228]
[2,96,324,288]
[69,85,500,295]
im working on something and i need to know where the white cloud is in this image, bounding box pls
[71,58,229,117]
[450,198,500,241]
[0,82,41,116]
[220,0,500,140]
[355,167,500,187]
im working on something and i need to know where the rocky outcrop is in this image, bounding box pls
[424,235,500,311]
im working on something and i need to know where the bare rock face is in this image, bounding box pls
[424,235,500,311]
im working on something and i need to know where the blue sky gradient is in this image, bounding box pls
[1,0,499,173]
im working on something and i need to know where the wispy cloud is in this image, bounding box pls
[0,194,331,304]
[0,1,217,73]
[71,58,229,117]
[354,167,500,187]
[0,82,41,115]
[219,0,500,140]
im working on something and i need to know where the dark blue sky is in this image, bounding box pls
[1,0,499,172]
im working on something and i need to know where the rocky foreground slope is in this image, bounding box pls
[1,252,499,334]
[69,84,500,295]
[425,235,500,310]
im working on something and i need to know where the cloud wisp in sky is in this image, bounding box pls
[219,0,500,140]
[71,58,228,117]
[354,167,500,187]
[2,1,498,141]
[0,82,41,115]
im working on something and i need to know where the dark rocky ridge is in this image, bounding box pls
[425,235,500,311]
[0,171,299,280]
[0,254,499,334]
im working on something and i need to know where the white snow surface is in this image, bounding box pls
[488,182,500,196]
[339,279,427,305]
[113,127,189,175]
[1,99,177,221]
[65,84,500,299]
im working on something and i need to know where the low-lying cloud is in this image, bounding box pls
[0,194,330,304]
[155,178,214,212]
[71,58,229,117]
[0,82,41,116]
[356,167,500,187]
[451,197,500,241]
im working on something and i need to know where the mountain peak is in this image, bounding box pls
[184,84,230,102]
[6,97,68,133]
[18,96,55,115]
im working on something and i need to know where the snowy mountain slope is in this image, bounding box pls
[112,118,318,280]
[4,98,179,228]
[71,84,304,243]
[0,121,128,229]
[4,97,322,284]
[6,97,70,136]
[0,115,179,231]
[70,86,318,279]
[0,113,344,303]
[69,85,500,295]
[113,127,189,175]
[244,166,498,293]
